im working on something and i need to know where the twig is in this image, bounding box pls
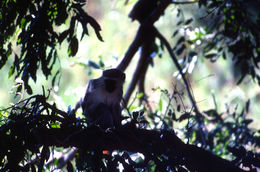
[154,28,200,114]
[164,87,176,117]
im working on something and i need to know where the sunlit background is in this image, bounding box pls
[0,0,259,129]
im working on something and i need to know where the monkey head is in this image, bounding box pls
[102,68,126,93]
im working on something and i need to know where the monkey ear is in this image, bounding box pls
[122,73,126,81]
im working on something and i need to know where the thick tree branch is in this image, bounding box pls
[36,124,245,172]
[137,52,150,104]
[123,43,151,105]
[0,95,247,171]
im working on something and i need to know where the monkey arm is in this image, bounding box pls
[111,104,122,127]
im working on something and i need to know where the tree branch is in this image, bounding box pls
[36,124,246,172]
[116,0,171,71]
[1,95,247,171]
[137,53,150,104]
[123,43,150,105]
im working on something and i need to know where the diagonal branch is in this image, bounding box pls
[123,43,151,105]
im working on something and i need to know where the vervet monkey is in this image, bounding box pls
[76,69,125,129]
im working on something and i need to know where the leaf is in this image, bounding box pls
[184,18,193,25]
[172,30,179,37]
[158,99,163,112]
[178,112,190,122]
[176,36,185,45]
[237,74,246,85]
[177,104,181,112]
[245,100,250,113]
[86,15,103,42]
[50,122,60,128]
[176,20,183,26]
[20,17,26,29]
[88,60,100,69]
[55,7,68,26]
[0,54,8,69]
[26,84,33,95]
[223,51,227,59]
[8,65,15,78]
[243,119,253,125]
[139,111,144,117]
[176,44,186,55]
[172,112,176,120]
[189,51,197,57]
[205,53,217,59]
[204,43,215,52]
[133,111,139,120]
[137,92,144,99]
[69,36,78,56]
[58,30,70,44]
[52,70,60,86]
[98,56,105,68]
[177,8,181,17]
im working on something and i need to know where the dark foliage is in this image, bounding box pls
[174,0,260,84]
[0,0,102,94]
[0,95,254,171]
[1,94,258,171]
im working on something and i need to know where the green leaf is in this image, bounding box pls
[158,99,163,112]
[50,122,60,128]
[137,92,144,99]
[20,17,26,28]
[8,65,15,78]
[69,36,78,57]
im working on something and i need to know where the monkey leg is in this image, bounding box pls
[90,103,114,129]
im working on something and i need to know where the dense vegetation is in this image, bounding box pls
[1,0,260,171]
